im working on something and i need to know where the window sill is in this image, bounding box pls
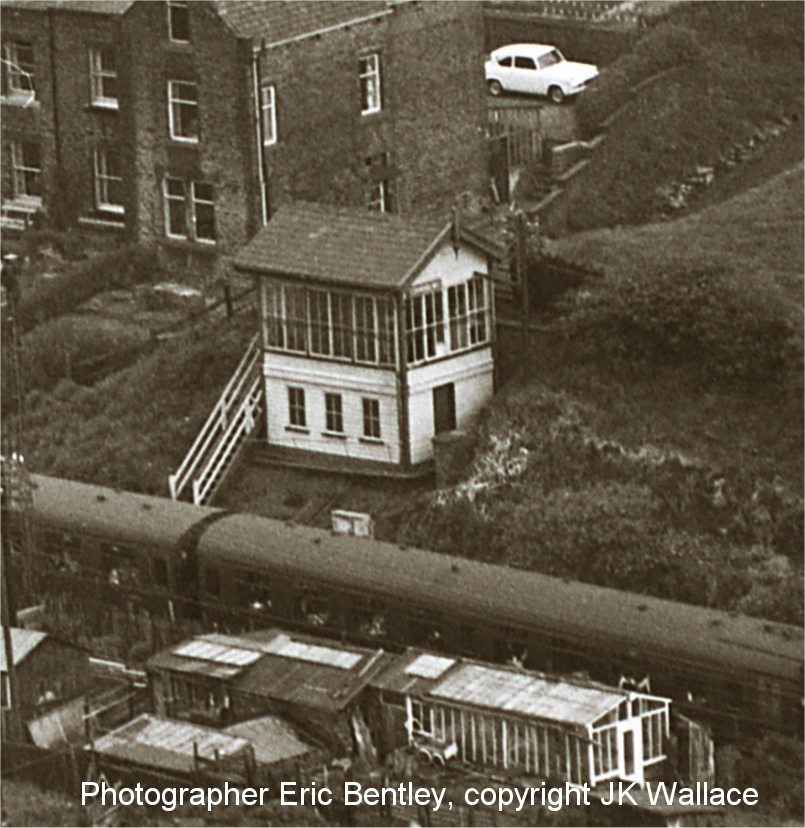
[285,425,309,434]
[359,437,384,446]
[322,431,347,440]
[162,236,219,254]
[1,94,39,108]
[97,204,125,216]
[78,216,125,230]
[88,101,118,112]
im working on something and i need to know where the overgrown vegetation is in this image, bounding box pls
[391,168,803,626]
[563,2,803,229]
[14,315,256,494]
[15,243,164,333]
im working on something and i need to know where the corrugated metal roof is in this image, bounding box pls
[213,1,389,44]
[148,629,388,713]
[174,640,262,667]
[234,202,450,290]
[225,715,315,766]
[147,652,243,681]
[404,654,455,680]
[261,633,362,670]
[93,714,249,775]
[2,1,132,14]
[0,628,46,671]
[431,663,624,727]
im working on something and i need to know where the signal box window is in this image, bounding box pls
[405,288,444,364]
[168,1,190,42]
[288,387,306,428]
[362,398,380,440]
[324,393,343,434]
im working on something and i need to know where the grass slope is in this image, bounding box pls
[565,1,803,230]
[17,315,256,494]
[394,168,803,625]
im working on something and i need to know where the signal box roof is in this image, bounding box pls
[234,202,501,291]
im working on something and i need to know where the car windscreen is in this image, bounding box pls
[538,50,563,69]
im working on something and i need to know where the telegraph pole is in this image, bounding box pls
[1,252,26,743]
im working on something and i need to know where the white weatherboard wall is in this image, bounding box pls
[407,353,493,464]
[264,354,401,464]
[406,244,494,465]
[412,244,487,294]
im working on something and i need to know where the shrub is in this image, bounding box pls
[16,317,150,394]
[555,264,799,389]
[576,24,704,138]
[17,244,164,333]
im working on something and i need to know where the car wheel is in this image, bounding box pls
[487,79,503,97]
[548,85,565,104]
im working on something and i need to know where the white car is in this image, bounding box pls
[485,43,598,103]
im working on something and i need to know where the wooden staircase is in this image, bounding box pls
[168,334,263,505]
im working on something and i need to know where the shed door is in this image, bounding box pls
[433,383,456,435]
[618,721,643,785]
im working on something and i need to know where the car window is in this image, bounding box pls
[497,56,512,67]
[514,56,536,70]
[538,50,563,69]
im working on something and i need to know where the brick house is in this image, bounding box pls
[2,1,488,271]
[234,202,500,472]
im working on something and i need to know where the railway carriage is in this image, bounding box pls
[17,474,805,736]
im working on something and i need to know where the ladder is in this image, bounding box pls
[168,334,263,505]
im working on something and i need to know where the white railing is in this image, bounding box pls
[191,374,262,505]
[169,334,262,504]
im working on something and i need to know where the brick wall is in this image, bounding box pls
[259,1,487,220]
[123,1,258,274]
[3,1,488,270]
[51,10,125,230]
[1,6,57,215]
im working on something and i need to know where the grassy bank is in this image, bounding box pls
[392,168,803,625]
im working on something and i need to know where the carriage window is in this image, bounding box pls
[235,570,271,610]
[151,558,168,587]
[350,598,387,638]
[100,543,138,585]
[296,586,330,627]
[204,567,220,599]
[409,617,444,649]
[514,56,536,70]
[497,56,512,67]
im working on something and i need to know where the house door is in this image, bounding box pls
[618,721,643,785]
[433,383,456,435]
